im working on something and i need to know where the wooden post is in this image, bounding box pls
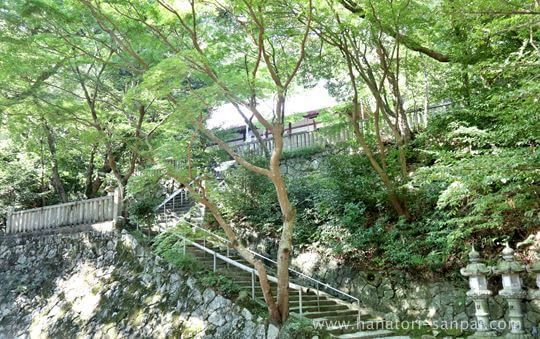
[39,208,44,231]
[6,209,12,234]
[112,187,122,219]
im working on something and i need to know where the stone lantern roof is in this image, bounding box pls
[492,243,526,275]
[460,246,491,277]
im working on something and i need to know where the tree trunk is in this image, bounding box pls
[84,145,96,198]
[268,95,296,322]
[352,113,410,219]
[44,122,68,203]
[397,110,412,142]
[195,193,282,322]
[85,150,111,198]
[423,61,430,128]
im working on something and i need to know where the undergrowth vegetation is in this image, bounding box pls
[151,224,266,316]
[214,107,539,274]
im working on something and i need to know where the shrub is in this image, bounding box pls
[126,169,162,228]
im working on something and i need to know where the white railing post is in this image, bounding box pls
[6,208,13,234]
[251,271,256,299]
[213,252,217,272]
[299,288,303,315]
[112,186,122,220]
[357,300,361,326]
[316,282,320,311]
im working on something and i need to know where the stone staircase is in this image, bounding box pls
[184,240,397,338]
[156,189,403,338]
[155,189,194,220]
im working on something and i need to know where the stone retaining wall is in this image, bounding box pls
[0,230,274,338]
[236,225,540,336]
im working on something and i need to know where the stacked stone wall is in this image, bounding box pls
[0,230,274,338]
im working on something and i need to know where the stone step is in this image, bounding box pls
[238,287,319,298]
[197,253,251,269]
[290,304,350,312]
[251,295,337,306]
[316,313,362,323]
[287,299,338,307]
[250,291,321,301]
[302,309,359,319]
[330,330,395,338]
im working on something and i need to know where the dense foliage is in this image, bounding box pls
[0,0,538,275]
[216,105,539,272]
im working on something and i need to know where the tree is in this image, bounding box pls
[0,0,172,210]
[77,0,314,323]
[303,0,416,218]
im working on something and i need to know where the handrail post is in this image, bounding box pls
[316,282,320,311]
[299,288,303,316]
[213,252,217,272]
[203,236,207,257]
[226,246,230,268]
[251,271,256,299]
[357,300,361,327]
[183,240,186,255]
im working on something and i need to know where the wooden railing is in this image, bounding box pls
[233,102,452,157]
[5,188,122,234]
[235,124,353,156]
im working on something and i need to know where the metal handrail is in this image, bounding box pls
[182,219,360,305]
[157,201,361,309]
[162,215,362,322]
[155,188,188,211]
[173,232,304,290]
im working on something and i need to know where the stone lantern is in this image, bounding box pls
[527,235,540,299]
[460,246,496,337]
[493,243,530,338]
[526,236,540,335]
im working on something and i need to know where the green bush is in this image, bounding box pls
[199,272,240,298]
[126,170,162,228]
[211,106,539,273]
[153,230,201,272]
[281,315,328,339]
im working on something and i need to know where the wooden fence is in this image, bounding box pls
[233,102,452,157]
[235,124,353,156]
[5,188,122,234]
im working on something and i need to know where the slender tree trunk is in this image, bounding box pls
[43,122,68,203]
[190,189,281,321]
[397,110,412,142]
[353,122,409,219]
[85,145,96,198]
[85,151,111,198]
[423,61,430,127]
[269,94,296,323]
